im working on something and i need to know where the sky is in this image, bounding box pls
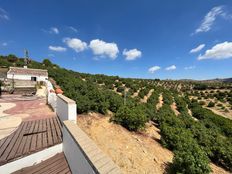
[0,0,232,80]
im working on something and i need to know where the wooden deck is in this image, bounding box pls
[0,117,62,166]
[13,152,71,174]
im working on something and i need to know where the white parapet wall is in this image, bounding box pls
[0,144,62,174]
[63,120,122,174]
[45,80,57,111]
[56,94,77,123]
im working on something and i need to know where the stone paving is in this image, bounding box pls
[0,95,56,140]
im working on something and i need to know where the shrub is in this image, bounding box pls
[116,86,124,93]
[112,105,147,131]
[172,144,211,174]
[199,101,206,105]
[207,101,215,107]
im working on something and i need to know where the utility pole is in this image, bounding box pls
[124,87,127,105]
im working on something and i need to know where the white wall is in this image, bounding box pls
[0,144,62,174]
[63,121,122,174]
[45,80,57,111]
[63,125,97,174]
[56,94,77,123]
[7,74,47,81]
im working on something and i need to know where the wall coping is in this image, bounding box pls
[63,120,121,174]
[57,94,76,104]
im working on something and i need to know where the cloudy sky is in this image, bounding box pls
[0,0,232,80]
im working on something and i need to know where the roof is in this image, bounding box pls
[8,67,48,77]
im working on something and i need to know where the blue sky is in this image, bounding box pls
[0,0,232,80]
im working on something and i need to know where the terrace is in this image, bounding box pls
[0,82,121,173]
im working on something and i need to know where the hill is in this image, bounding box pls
[1,54,232,174]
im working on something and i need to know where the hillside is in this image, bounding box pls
[1,54,232,174]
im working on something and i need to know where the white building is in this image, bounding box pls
[7,66,48,82]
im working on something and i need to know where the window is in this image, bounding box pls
[31,77,37,81]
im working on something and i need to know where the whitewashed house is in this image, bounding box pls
[7,66,48,82]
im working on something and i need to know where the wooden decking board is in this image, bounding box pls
[55,117,62,141]
[50,117,57,144]
[30,119,39,152]
[0,122,25,163]
[42,119,48,148]
[7,122,29,160]
[0,117,62,166]
[12,153,71,174]
[36,120,43,150]
[46,117,53,146]
[16,121,31,158]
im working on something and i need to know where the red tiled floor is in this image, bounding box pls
[0,96,55,121]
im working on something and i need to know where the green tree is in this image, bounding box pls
[112,105,147,131]
[42,59,53,67]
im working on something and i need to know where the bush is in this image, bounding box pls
[172,144,211,174]
[207,101,215,107]
[116,86,124,93]
[199,101,206,105]
[112,105,147,131]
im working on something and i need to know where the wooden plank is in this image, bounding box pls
[0,137,7,149]
[48,160,68,174]
[0,123,25,163]
[16,121,31,158]
[7,122,28,160]
[50,117,58,144]
[23,120,36,154]
[30,155,66,174]
[0,133,14,157]
[54,117,62,142]
[36,120,43,150]
[46,118,53,146]
[58,168,71,174]
[12,153,66,174]
[30,119,40,152]
[42,119,48,148]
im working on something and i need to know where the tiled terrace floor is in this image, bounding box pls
[0,95,62,166]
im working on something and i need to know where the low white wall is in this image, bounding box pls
[56,94,77,123]
[45,80,57,111]
[63,121,121,174]
[0,144,62,174]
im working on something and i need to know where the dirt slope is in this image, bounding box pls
[77,114,230,174]
[77,114,172,174]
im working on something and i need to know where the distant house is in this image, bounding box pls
[7,66,48,82]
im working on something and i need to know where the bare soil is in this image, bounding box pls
[170,102,180,116]
[140,89,154,103]
[77,113,229,174]
[156,94,163,110]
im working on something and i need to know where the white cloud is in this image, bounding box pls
[0,8,9,20]
[190,44,205,53]
[198,41,232,60]
[165,65,176,71]
[184,66,196,70]
[89,39,119,59]
[195,6,226,34]
[123,48,142,60]
[68,26,78,33]
[63,37,87,52]
[148,66,161,73]
[50,27,59,34]
[2,42,7,46]
[49,46,66,52]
